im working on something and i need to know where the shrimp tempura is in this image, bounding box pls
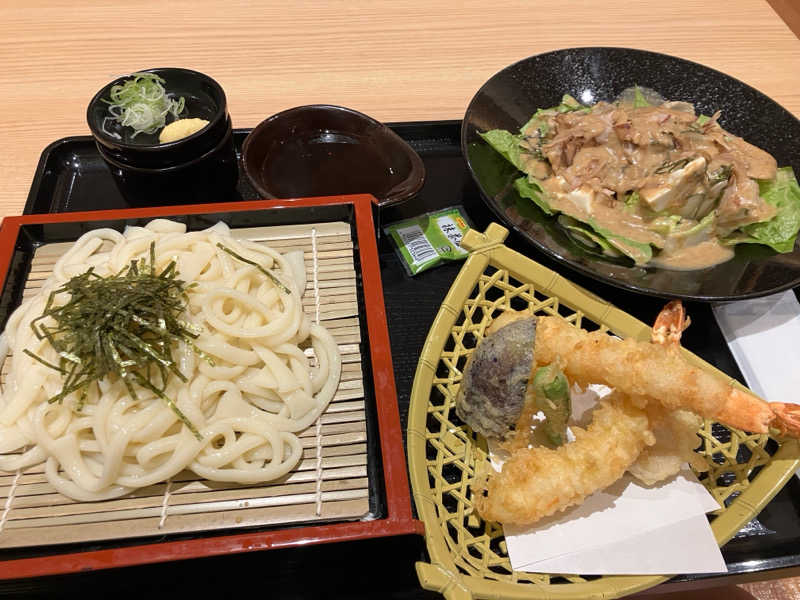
[535,316,776,434]
[473,393,654,525]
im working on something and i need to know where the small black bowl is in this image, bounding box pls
[87,68,238,205]
[242,105,425,207]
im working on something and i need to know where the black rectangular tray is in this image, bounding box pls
[9,122,800,598]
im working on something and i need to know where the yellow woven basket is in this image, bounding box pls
[407,223,800,600]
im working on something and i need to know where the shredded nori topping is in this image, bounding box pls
[27,242,204,440]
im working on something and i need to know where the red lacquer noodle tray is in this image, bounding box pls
[0,193,421,578]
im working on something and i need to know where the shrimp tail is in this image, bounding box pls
[653,300,797,436]
[651,299,691,346]
[713,389,774,434]
[536,302,798,437]
[768,402,800,437]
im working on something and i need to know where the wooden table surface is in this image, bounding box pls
[1,0,799,217]
[1,1,800,598]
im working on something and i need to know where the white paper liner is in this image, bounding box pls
[498,385,727,575]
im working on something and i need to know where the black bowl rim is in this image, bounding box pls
[95,117,234,175]
[461,46,800,302]
[87,67,228,153]
[241,104,425,205]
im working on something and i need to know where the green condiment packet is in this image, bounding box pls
[384,206,472,276]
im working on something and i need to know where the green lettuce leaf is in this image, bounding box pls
[558,215,622,257]
[648,214,682,235]
[587,218,654,265]
[514,177,554,215]
[555,94,590,113]
[554,212,654,265]
[632,85,650,108]
[521,109,550,137]
[520,95,590,136]
[466,140,522,200]
[680,212,715,238]
[731,167,800,253]
[478,130,525,171]
[623,190,642,214]
[514,175,652,264]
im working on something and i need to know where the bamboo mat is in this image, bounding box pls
[0,220,370,548]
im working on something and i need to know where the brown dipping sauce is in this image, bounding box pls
[259,132,407,198]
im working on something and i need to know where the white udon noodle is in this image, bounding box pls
[0,219,342,501]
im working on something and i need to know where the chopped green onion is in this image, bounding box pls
[709,164,733,184]
[655,157,693,175]
[683,114,711,135]
[103,72,185,138]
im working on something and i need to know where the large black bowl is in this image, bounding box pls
[461,47,800,301]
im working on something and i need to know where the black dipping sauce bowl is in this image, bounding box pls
[87,68,238,206]
[242,105,424,207]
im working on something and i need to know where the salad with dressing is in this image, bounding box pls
[481,88,800,270]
